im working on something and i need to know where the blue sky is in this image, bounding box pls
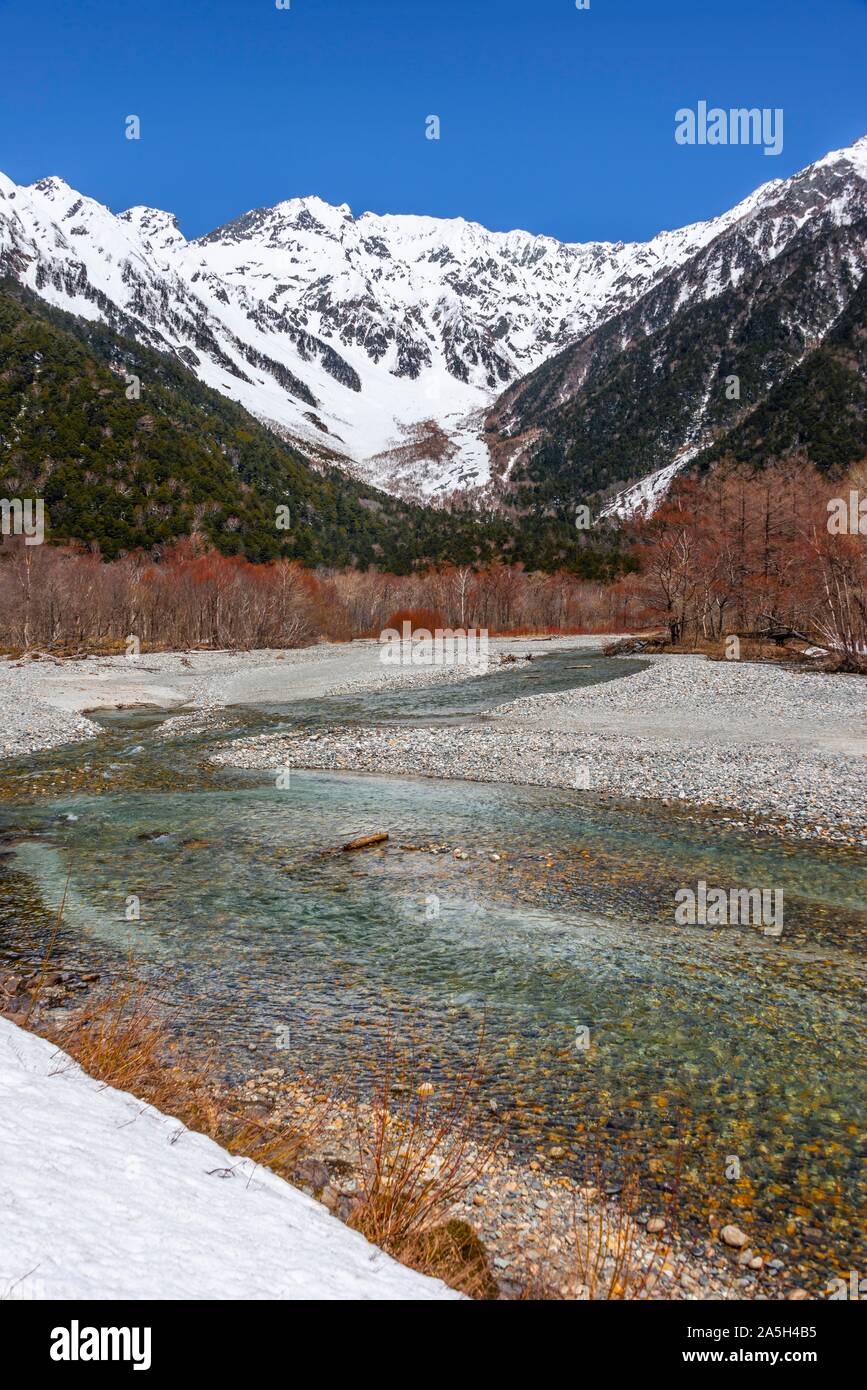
[1,0,865,243]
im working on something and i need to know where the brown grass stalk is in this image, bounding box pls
[569,1137,684,1300]
[347,1024,500,1275]
[41,971,320,1182]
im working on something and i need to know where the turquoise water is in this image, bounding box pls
[1,645,864,1286]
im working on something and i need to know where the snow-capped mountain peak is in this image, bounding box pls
[814,132,867,180]
[1,135,866,500]
[119,206,187,254]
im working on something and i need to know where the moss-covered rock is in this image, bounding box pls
[414,1218,499,1300]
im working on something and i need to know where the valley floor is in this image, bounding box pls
[0,636,567,757]
[211,650,867,847]
[1,640,862,1301]
[2,639,863,843]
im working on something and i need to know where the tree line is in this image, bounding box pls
[1,461,863,663]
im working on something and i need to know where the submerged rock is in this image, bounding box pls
[721,1224,749,1248]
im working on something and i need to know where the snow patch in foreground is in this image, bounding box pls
[0,1017,459,1301]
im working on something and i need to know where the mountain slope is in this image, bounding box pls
[2,136,866,509]
[0,280,633,575]
[0,174,712,497]
[485,138,867,516]
[491,215,867,516]
[3,142,863,502]
[0,279,510,566]
[691,265,867,477]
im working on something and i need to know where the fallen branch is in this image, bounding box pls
[342,832,390,852]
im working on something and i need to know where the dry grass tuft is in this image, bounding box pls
[564,1136,683,1300]
[44,972,316,1180]
[346,1026,501,1291]
[404,1218,499,1300]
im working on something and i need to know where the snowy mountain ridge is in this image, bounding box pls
[1,135,866,501]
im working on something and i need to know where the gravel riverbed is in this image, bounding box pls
[229,1064,812,1301]
[0,638,556,755]
[4,644,862,842]
[212,655,867,846]
[0,660,102,758]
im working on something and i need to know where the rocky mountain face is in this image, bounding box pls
[486,137,867,518]
[0,278,516,567]
[690,264,867,483]
[1,136,866,510]
[0,276,633,575]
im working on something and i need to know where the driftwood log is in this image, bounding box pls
[341,832,389,852]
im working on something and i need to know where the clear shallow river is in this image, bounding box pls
[1,645,864,1287]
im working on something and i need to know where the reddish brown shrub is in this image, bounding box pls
[384,607,446,635]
